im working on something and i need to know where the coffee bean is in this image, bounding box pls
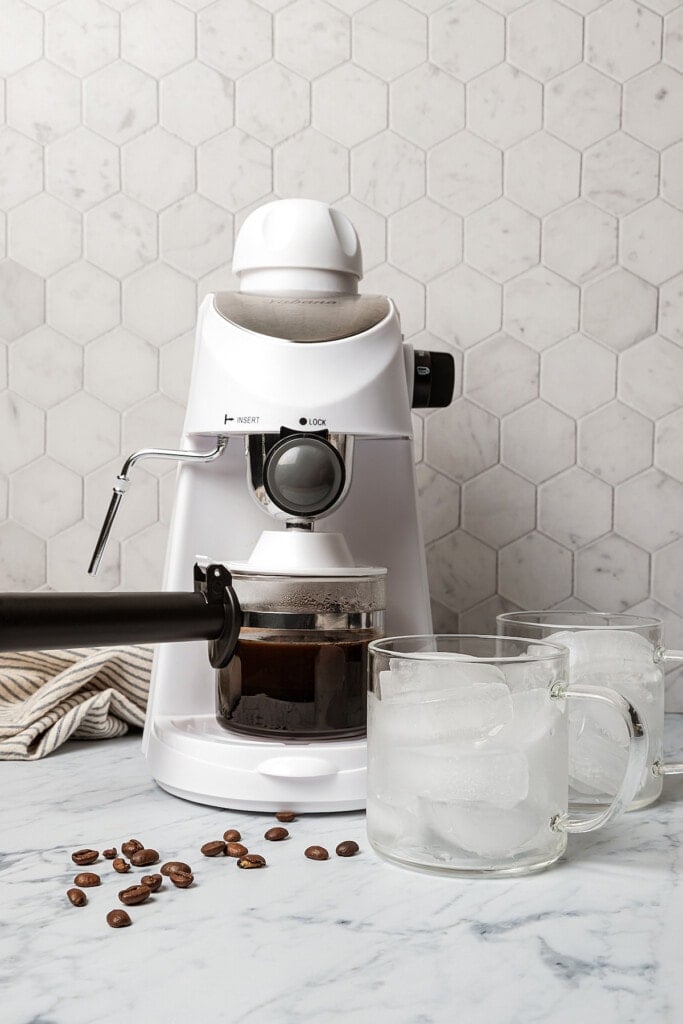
[67,888,87,907]
[130,849,159,867]
[121,840,143,857]
[141,873,162,893]
[225,842,248,858]
[161,861,192,876]
[169,870,194,888]
[222,829,241,843]
[74,872,101,887]
[264,827,288,842]
[304,846,329,861]
[71,849,99,866]
[112,858,130,874]
[106,909,131,929]
[236,854,266,869]
[118,884,151,906]
[201,841,226,857]
[102,848,117,860]
[335,841,359,857]
[275,811,296,823]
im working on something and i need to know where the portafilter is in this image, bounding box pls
[0,564,241,667]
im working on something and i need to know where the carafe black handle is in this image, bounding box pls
[0,563,241,669]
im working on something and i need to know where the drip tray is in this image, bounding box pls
[148,715,367,812]
[154,714,366,768]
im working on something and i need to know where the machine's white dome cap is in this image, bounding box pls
[232,199,362,280]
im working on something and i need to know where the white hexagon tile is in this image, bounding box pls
[0,0,682,705]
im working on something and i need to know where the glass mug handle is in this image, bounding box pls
[653,648,683,776]
[551,683,649,835]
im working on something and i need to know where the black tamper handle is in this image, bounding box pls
[0,564,241,668]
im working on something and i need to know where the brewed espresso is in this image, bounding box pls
[217,631,378,739]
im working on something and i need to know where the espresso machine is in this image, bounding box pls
[0,199,455,812]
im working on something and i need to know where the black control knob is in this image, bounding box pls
[411,350,456,409]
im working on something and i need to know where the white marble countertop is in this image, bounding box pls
[4,717,683,1024]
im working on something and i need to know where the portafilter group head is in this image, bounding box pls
[247,430,353,526]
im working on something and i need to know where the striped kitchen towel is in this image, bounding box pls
[0,646,153,760]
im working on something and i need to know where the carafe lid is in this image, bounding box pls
[207,530,386,578]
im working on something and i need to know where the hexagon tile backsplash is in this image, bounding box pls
[0,0,682,704]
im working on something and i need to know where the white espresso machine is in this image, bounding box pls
[84,198,455,812]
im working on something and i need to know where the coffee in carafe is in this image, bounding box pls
[216,570,386,740]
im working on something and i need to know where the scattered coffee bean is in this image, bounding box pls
[112,858,130,874]
[67,888,87,907]
[201,841,226,857]
[102,848,117,860]
[71,849,99,866]
[130,848,159,867]
[106,909,131,929]
[222,829,241,843]
[304,846,329,861]
[74,871,101,887]
[335,841,360,858]
[141,873,162,893]
[237,854,266,869]
[264,827,289,842]
[225,842,248,858]
[118,884,151,906]
[275,811,296,823]
[161,861,192,876]
[169,870,194,888]
[121,840,143,857]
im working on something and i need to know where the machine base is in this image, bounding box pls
[146,715,368,813]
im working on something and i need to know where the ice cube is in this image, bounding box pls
[367,735,424,806]
[388,652,498,697]
[375,662,512,744]
[366,795,402,844]
[502,686,563,744]
[409,743,529,808]
[565,681,629,798]
[568,715,628,796]
[540,629,654,674]
[569,665,662,752]
[503,657,559,693]
[569,684,631,743]
[366,795,423,853]
[493,689,565,813]
[566,664,664,802]
[573,666,661,708]
[421,799,550,859]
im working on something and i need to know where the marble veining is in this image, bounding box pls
[3,716,683,1023]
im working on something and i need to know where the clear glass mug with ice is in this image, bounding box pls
[497,613,683,809]
[366,636,648,877]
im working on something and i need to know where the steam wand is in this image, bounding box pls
[87,436,229,575]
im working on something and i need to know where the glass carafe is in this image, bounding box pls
[216,569,386,740]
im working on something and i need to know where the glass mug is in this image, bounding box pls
[497,612,683,809]
[366,636,648,877]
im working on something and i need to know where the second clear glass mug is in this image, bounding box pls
[497,612,683,809]
[366,636,648,877]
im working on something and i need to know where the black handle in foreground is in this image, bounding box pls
[0,564,242,669]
